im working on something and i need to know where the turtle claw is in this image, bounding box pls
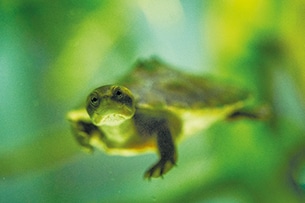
[144,159,176,179]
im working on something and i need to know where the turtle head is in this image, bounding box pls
[86,85,135,126]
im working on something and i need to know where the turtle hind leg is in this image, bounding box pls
[144,121,177,179]
[227,105,271,121]
[227,111,260,120]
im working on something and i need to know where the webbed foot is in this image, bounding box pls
[70,121,100,153]
[75,131,94,153]
[144,158,176,179]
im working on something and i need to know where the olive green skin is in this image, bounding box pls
[67,58,255,179]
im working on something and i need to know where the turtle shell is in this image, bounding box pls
[120,58,249,110]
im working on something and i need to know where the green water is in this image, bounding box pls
[1,1,305,202]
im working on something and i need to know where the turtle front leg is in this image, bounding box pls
[69,120,100,153]
[144,122,177,179]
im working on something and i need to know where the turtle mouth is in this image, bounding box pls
[92,112,128,126]
[90,101,135,126]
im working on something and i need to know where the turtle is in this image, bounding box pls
[67,57,263,179]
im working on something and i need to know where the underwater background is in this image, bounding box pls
[1,0,305,202]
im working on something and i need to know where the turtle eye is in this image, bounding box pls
[114,88,123,99]
[90,94,100,107]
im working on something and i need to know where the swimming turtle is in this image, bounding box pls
[67,58,262,179]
